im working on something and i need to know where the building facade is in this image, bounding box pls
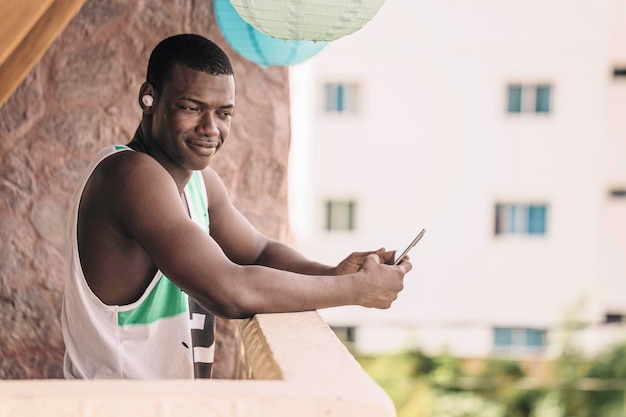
[289,0,626,359]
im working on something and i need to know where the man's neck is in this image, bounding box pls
[128,126,193,195]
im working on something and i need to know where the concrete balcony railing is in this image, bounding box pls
[0,311,396,417]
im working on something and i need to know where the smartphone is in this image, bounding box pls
[393,229,426,265]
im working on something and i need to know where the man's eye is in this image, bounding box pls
[180,106,199,112]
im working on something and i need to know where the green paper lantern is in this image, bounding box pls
[229,0,387,42]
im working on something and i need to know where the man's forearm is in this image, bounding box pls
[254,240,336,275]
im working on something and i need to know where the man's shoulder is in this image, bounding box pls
[85,147,172,207]
[94,147,165,183]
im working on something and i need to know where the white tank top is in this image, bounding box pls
[61,145,215,379]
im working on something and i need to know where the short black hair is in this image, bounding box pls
[146,34,234,94]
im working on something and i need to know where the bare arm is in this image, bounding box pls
[112,157,411,319]
[202,168,396,275]
[255,242,397,275]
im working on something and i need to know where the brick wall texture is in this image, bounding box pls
[0,0,292,379]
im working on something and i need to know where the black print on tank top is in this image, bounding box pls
[188,297,216,378]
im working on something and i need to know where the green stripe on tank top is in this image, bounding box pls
[114,145,131,151]
[187,171,209,230]
[117,276,188,326]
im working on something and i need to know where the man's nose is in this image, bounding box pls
[197,112,219,136]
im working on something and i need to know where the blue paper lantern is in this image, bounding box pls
[214,0,327,67]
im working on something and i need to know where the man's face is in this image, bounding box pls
[150,63,235,171]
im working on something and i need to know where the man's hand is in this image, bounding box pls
[334,248,396,275]
[355,254,412,309]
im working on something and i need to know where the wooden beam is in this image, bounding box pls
[0,0,55,65]
[0,0,86,108]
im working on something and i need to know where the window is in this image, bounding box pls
[331,326,356,345]
[605,313,623,324]
[325,199,356,231]
[507,84,552,114]
[324,82,359,113]
[495,203,548,236]
[613,67,626,78]
[609,188,626,198]
[494,327,546,353]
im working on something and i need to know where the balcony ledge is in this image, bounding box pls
[0,311,396,417]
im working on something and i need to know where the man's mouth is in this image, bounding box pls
[187,138,219,155]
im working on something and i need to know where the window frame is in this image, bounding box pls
[506,83,552,115]
[493,327,547,353]
[323,81,361,114]
[494,202,548,236]
[325,198,357,232]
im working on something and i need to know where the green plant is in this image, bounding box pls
[355,337,626,417]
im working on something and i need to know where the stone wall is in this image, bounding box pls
[0,0,291,379]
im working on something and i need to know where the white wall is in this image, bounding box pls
[289,0,626,356]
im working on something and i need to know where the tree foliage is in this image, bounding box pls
[355,340,626,417]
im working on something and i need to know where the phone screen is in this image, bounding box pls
[393,229,426,265]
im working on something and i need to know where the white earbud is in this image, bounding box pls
[141,95,154,107]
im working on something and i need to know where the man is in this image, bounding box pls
[61,34,412,379]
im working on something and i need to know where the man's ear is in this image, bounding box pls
[139,83,156,114]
